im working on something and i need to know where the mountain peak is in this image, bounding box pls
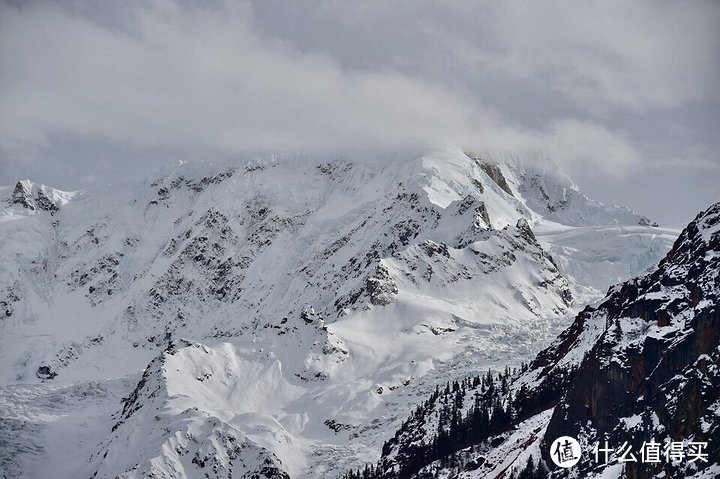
[11,180,34,210]
[7,179,76,213]
[665,201,720,259]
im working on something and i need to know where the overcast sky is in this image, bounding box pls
[1,0,718,224]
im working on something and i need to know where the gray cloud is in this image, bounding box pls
[1,0,718,223]
[0,1,486,151]
[267,0,720,113]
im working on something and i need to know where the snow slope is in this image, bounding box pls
[0,150,677,478]
[362,202,719,479]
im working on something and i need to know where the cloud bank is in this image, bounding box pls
[1,1,481,152]
[1,0,718,221]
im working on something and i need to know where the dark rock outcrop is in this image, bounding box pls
[11,181,35,210]
[638,216,659,227]
[467,155,514,196]
[542,202,720,478]
[35,189,58,213]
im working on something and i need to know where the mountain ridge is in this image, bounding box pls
[0,150,680,478]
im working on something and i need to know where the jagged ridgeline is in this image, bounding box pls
[348,202,720,479]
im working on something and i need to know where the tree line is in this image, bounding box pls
[343,363,575,479]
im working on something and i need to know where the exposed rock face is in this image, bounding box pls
[638,216,659,227]
[469,156,514,196]
[11,181,35,210]
[8,180,67,214]
[35,189,59,213]
[542,202,720,478]
[365,264,399,306]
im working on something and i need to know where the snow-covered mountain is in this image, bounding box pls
[0,150,677,478]
[501,155,658,228]
[357,202,719,479]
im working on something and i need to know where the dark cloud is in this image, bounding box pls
[1,0,718,223]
